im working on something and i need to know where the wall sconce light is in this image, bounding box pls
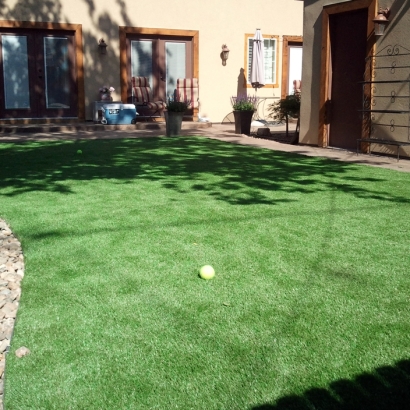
[373,8,390,36]
[98,38,108,54]
[221,44,230,66]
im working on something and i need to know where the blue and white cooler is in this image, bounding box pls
[101,103,137,125]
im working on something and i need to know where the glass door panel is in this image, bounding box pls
[165,42,186,99]
[44,37,71,109]
[288,46,303,94]
[2,35,30,110]
[131,40,153,86]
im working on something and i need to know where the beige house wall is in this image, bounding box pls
[300,0,410,158]
[0,0,303,122]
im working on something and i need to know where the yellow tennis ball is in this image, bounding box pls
[199,265,215,280]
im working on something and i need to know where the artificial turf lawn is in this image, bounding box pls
[0,136,409,409]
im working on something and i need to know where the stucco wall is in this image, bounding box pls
[0,0,303,122]
[370,0,410,151]
[300,0,410,156]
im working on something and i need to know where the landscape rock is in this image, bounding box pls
[0,219,25,408]
[0,341,9,354]
[15,347,30,358]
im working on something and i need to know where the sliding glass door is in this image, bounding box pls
[0,29,78,119]
[128,35,192,103]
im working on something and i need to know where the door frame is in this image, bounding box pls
[0,20,85,124]
[119,27,199,117]
[281,35,303,99]
[318,0,376,147]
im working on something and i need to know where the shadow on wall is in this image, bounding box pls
[216,67,247,123]
[380,0,410,40]
[0,0,149,120]
[251,358,410,410]
[237,67,247,97]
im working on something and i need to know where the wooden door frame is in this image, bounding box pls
[281,35,303,99]
[119,27,199,118]
[318,0,376,147]
[0,20,85,123]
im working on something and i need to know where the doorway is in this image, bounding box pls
[328,9,368,149]
[281,36,303,98]
[127,36,193,103]
[0,29,78,119]
[319,0,376,148]
[120,27,199,114]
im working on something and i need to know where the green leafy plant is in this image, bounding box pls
[268,93,301,142]
[166,96,191,112]
[231,94,257,111]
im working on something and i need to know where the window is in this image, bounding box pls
[245,33,279,88]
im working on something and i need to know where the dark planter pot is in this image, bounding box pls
[165,111,184,136]
[233,110,254,135]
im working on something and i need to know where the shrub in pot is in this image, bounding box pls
[231,95,257,135]
[165,97,191,136]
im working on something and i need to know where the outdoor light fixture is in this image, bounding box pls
[98,38,108,54]
[221,44,230,66]
[373,8,390,36]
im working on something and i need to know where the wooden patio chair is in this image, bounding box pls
[176,78,199,120]
[131,76,165,121]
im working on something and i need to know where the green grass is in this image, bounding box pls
[1,136,409,409]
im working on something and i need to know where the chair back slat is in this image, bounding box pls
[176,78,199,109]
[132,76,152,103]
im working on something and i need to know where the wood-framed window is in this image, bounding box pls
[244,33,279,88]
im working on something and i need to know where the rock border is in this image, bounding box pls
[0,219,24,409]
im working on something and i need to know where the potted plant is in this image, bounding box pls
[268,93,301,144]
[165,96,191,136]
[231,95,257,135]
[99,85,115,102]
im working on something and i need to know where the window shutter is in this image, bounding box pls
[247,38,253,84]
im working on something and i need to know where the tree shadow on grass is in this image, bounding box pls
[252,358,410,410]
[0,137,408,206]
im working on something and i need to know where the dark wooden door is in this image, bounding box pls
[328,9,368,149]
[0,29,78,119]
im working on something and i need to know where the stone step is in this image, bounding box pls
[0,121,212,134]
